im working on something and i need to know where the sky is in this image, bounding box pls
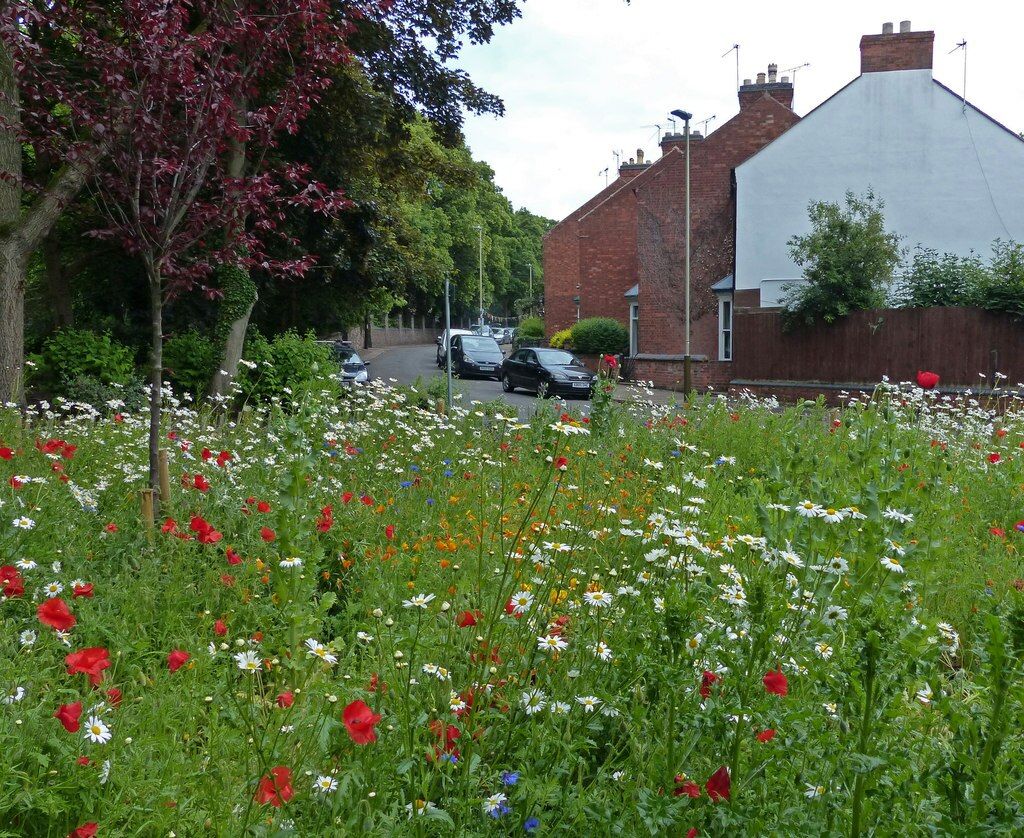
[456,0,1024,221]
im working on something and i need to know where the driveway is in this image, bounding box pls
[366,344,594,417]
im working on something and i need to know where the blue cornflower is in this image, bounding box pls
[501,771,520,786]
[426,498,435,506]
[524,817,540,832]
[410,464,420,472]
[399,481,413,488]
[444,469,453,478]
[671,450,682,457]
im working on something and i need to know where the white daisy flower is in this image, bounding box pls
[83,716,112,744]
[234,650,262,672]
[313,775,338,794]
[304,638,338,665]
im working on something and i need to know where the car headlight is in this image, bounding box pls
[550,371,569,381]
[356,370,368,382]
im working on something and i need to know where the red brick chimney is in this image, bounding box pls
[738,64,794,110]
[860,21,934,73]
[660,131,703,157]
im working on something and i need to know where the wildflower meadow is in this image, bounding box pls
[1,379,1022,836]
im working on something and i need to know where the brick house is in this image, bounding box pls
[542,67,799,389]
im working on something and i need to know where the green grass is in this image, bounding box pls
[0,381,1022,836]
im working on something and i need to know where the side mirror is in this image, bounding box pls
[363,361,371,367]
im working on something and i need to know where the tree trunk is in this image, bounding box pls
[146,267,163,512]
[363,314,372,349]
[208,96,254,399]
[42,233,75,329]
[0,39,24,403]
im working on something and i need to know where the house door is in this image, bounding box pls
[629,303,639,356]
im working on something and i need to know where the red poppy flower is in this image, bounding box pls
[342,491,353,504]
[73,582,94,598]
[316,505,334,532]
[343,699,382,744]
[68,823,98,838]
[276,692,294,709]
[360,494,374,506]
[1,565,25,598]
[0,446,12,459]
[705,765,731,801]
[686,829,699,838]
[385,524,395,540]
[990,527,1006,537]
[763,669,788,696]
[104,522,118,533]
[192,474,210,492]
[161,518,178,534]
[106,688,122,708]
[756,729,777,743]
[554,456,568,471]
[216,450,232,467]
[916,370,940,390]
[259,526,276,543]
[988,453,1001,464]
[699,670,720,699]
[9,475,23,489]
[66,647,111,687]
[167,650,190,672]
[77,756,91,766]
[38,597,76,631]
[54,701,83,732]
[255,766,294,807]
[673,775,701,798]
[226,547,242,565]
[456,610,483,628]
[257,500,271,513]
[214,619,228,636]
[189,515,222,544]
[602,354,618,369]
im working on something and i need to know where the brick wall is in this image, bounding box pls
[629,357,734,391]
[860,30,934,73]
[635,94,800,360]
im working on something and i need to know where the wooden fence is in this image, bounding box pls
[732,307,1024,386]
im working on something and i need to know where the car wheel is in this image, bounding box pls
[501,374,515,393]
[536,380,549,399]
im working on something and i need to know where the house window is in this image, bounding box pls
[718,297,732,361]
[629,303,639,355]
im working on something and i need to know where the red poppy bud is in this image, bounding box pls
[167,650,190,672]
[763,669,788,697]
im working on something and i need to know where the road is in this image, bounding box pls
[367,344,592,417]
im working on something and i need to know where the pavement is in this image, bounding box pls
[361,344,686,416]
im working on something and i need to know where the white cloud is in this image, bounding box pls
[458,0,1024,219]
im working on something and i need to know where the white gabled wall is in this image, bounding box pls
[735,69,1024,304]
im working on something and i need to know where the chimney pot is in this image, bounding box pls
[781,75,790,83]
[756,72,766,84]
[636,148,645,164]
[899,20,911,33]
[742,77,752,85]
[767,63,778,83]
[882,21,894,35]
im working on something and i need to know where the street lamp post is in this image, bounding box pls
[671,109,693,395]
[475,224,484,325]
[526,263,533,314]
[443,274,453,410]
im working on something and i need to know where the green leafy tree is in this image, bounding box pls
[896,247,987,308]
[782,190,903,330]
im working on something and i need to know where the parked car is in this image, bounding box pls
[450,334,503,379]
[500,347,596,398]
[329,341,370,385]
[436,328,473,367]
[469,324,495,338]
[495,327,513,344]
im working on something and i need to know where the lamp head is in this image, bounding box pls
[670,109,692,122]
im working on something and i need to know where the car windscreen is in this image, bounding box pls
[535,349,580,366]
[461,337,500,353]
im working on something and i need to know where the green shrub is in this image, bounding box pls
[63,374,148,412]
[164,329,219,398]
[29,329,136,393]
[782,190,902,330]
[895,247,986,308]
[976,239,1024,319]
[549,328,573,349]
[236,330,339,404]
[569,317,628,355]
[518,316,544,340]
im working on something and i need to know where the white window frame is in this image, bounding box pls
[718,296,733,361]
[628,302,639,356]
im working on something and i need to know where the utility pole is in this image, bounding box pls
[475,224,484,325]
[444,274,453,408]
[527,263,533,314]
[671,109,693,394]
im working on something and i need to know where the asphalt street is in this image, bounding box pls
[367,343,593,417]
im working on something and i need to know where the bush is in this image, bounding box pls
[976,239,1024,319]
[569,317,628,355]
[63,374,148,412]
[518,316,544,340]
[29,329,136,394]
[164,330,219,398]
[782,190,902,330]
[895,247,986,308]
[236,330,339,404]
[549,328,573,349]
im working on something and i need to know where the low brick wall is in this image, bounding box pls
[628,356,733,391]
